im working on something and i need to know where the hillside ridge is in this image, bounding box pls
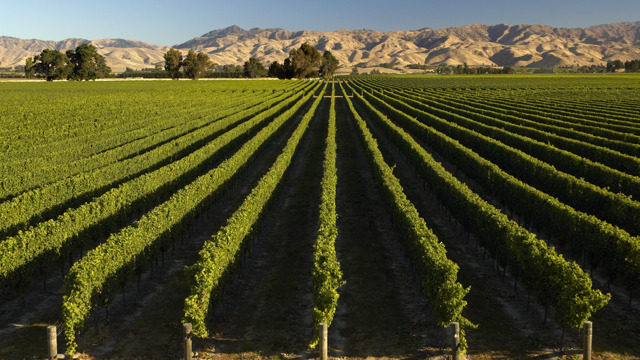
[2,21,640,72]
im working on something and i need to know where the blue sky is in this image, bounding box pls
[2,0,639,46]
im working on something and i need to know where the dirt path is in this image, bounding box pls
[331,95,440,358]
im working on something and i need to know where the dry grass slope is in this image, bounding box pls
[1,21,640,72]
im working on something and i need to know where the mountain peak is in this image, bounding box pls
[201,25,247,38]
[2,22,640,73]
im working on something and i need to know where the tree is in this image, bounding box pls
[501,66,515,74]
[267,61,284,78]
[436,64,453,74]
[454,62,476,75]
[34,49,72,81]
[267,59,295,79]
[607,59,625,72]
[164,48,183,80]
[218,64,242,73]
[243,57,267,78]
[183,50,213,80]
[289,42,322,78]
[625,59,640,72]
[319,50,339,80]
[282,58,295,79]
[350,67,359,76]
[66,44,111,80]
[24,57,35,79]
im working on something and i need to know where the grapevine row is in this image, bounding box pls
[406,87,640,200]
[400,86,640,153]
[182,83,327,338]
[0,88,297,239]
[365,76,640,126]
[465,88,640,125]
[0,82,300,158]
[0,85,306,199]
[341,83,474,348]
[0,84,314,296]
[1,95,209,168]
[354,83,640,233]
[362,78,640,144]
[352,83,640,291]
[356,80,640,179]
[424,88,640,139]
[0,89,287,199]
[345,82,610,329]
[62,83,322,353]
[310,83,343,347]
[0,82,303,183]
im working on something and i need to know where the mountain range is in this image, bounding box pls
[2,22,640,72]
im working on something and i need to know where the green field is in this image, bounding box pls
[1,75,639,359]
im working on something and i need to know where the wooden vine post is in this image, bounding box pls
[450,322,460,360]
[583,321,592,360]
[47,325,57,360]
[319,322,328,360]
[183,323,193,360]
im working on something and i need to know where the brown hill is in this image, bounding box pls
[0,37,171,73]
[2,22,640,72]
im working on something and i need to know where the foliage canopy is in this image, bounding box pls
[319,51,339,80]
[244,57,267,78]
[183,50,213,80]
[33,49,72,81]
[290,42,322,79]
[66,44,111,80]
[164,48,183,79]
[31,45,110,81]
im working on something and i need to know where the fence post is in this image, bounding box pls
[183,323,193,360]
[450,322,460,360]
[583,321,592,360]
[319,322,328,360]
[47,325,57,360]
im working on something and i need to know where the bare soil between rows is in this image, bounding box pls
[330,96,444,358]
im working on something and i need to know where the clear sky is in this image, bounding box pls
[2,0,639,46]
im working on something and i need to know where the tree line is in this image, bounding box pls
[163,49,217,80]
[24,42,339,80]
[162,42,339,80]
[25,44,111,81]
[266,42,339,80]
[606,59,640,72]
[435,63,515,75]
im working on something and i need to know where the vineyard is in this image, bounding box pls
[0,75,639,359]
